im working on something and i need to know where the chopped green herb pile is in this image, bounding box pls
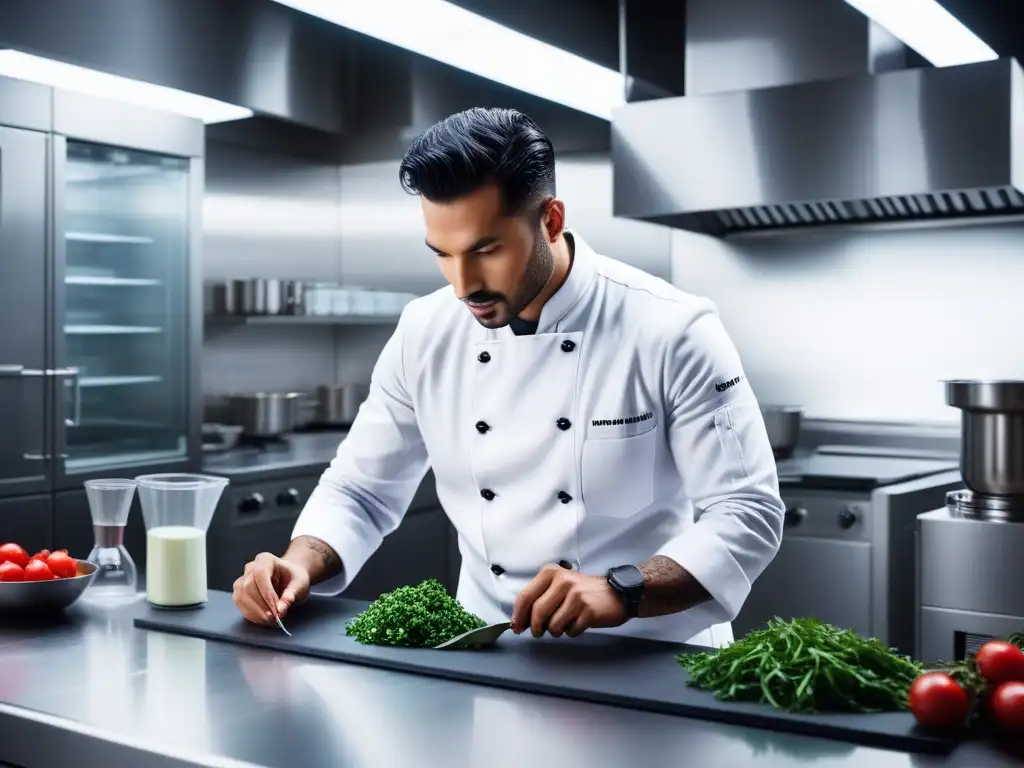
[676,617,923,714]
[1008,630,1024,651]
[344,579,485,648]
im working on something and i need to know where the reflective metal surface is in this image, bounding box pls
[945,380,1024,498]
[612,0,1024,237]
[0,596,1021,767]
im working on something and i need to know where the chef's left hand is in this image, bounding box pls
[512,563,627,638]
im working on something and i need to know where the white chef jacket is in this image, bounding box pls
[292,230,784,648]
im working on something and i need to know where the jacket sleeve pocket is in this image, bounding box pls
[712,405,749,483]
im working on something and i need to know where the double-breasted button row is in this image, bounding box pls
[491,560,574,577]
[478,351,491,363]
[557,491,573,504]
[476,418,570,434]
[561,340,576,353]
[480,488,495,501]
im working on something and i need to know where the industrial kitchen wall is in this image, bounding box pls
[671,222,1024,425]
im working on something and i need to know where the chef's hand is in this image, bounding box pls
[511,563,628,638]
[233,552,311,625]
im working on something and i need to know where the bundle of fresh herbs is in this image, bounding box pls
[345,578,485,648]
[676,617,923,714]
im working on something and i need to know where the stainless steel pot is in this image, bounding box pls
[761,405,804,458]
[945,380,1024,497]
[219,279,307,316]
[224,392,310,437]
[312,384,370,426]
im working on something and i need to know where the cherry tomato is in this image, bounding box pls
[22,559,54,581]
[909,672,971,730]
[975,641,1024,685]
[0,561,24,582]
[990,681,1024,733]
[0,543,29,569]
[45,551,77,579]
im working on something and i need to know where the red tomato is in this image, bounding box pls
[22,559,54,581]
[975,641,1024,684]
[0,542,30,569]
[990,681,1024,733]
[0,561,24,582]
[909,672,972,730]
[30,549,50,562]
[45,551,77,579]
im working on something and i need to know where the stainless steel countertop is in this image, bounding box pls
[202,431,348,480]
[0,596,1021,768]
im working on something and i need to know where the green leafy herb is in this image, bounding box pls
[1007,630,1024,651]
[345,579,485,648]
[675,617,923,714]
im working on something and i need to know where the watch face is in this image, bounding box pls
[611,565,644,591]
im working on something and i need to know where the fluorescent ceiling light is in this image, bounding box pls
[843,0,998,67]
[0,51,253,124]
[270,0,624,120]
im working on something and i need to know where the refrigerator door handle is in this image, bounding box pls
[0,364,56,459]
[51,366,81,427]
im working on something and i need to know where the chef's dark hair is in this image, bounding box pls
[399,107,556,216]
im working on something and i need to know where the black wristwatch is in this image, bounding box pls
[607,564,645,618]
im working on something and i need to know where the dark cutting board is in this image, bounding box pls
[134,591,958,755]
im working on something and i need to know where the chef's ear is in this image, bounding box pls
[541,198,565,243]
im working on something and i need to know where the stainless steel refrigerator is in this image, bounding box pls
[0,75,204,555]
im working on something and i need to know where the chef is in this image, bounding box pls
[233,106,784,647]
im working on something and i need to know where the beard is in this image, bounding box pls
[508,231,555,318]
[464,228,555,329]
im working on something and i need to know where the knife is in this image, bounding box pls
[433,621,513,650]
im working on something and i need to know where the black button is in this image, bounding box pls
[480,489,495,501]
[558,559,573,570]
[560,340,576,353]
[478,351,491,363]
[490,564,505,576]
[556,418,571,431]
[475,420,490,434]
[557,491,572,504]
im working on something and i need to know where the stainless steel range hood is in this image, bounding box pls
[612,0,1024,237]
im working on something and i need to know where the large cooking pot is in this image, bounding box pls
[312,384,370,427]
[760,405,804,458]
[225,392,311,437]
[945,380,1024,497]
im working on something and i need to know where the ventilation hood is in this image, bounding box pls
[612,0,1024,237]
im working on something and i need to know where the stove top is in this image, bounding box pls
[776,446,959,492]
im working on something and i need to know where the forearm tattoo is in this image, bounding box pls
[637,555,712,617]
[291,535,343,581]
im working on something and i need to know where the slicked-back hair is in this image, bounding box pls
[399,107,556,217]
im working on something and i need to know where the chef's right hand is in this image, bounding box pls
[233,552,311,625]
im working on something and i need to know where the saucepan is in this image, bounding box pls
[761,405,804,459]
[224,392,314,437]
[310,384,370,427]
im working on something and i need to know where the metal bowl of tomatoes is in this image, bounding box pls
[0,543,98,613]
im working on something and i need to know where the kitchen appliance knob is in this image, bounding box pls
[838,508,858,529]
[784,507,807,527]
[239,492,264,514]
[276,488,302,506]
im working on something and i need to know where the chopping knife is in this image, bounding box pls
[433,621,513,650]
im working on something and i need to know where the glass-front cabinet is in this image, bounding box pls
[58,141,191,475]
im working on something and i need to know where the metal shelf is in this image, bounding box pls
[66,231,154,244]
[66,275,162,287]
[205,314,403,326]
